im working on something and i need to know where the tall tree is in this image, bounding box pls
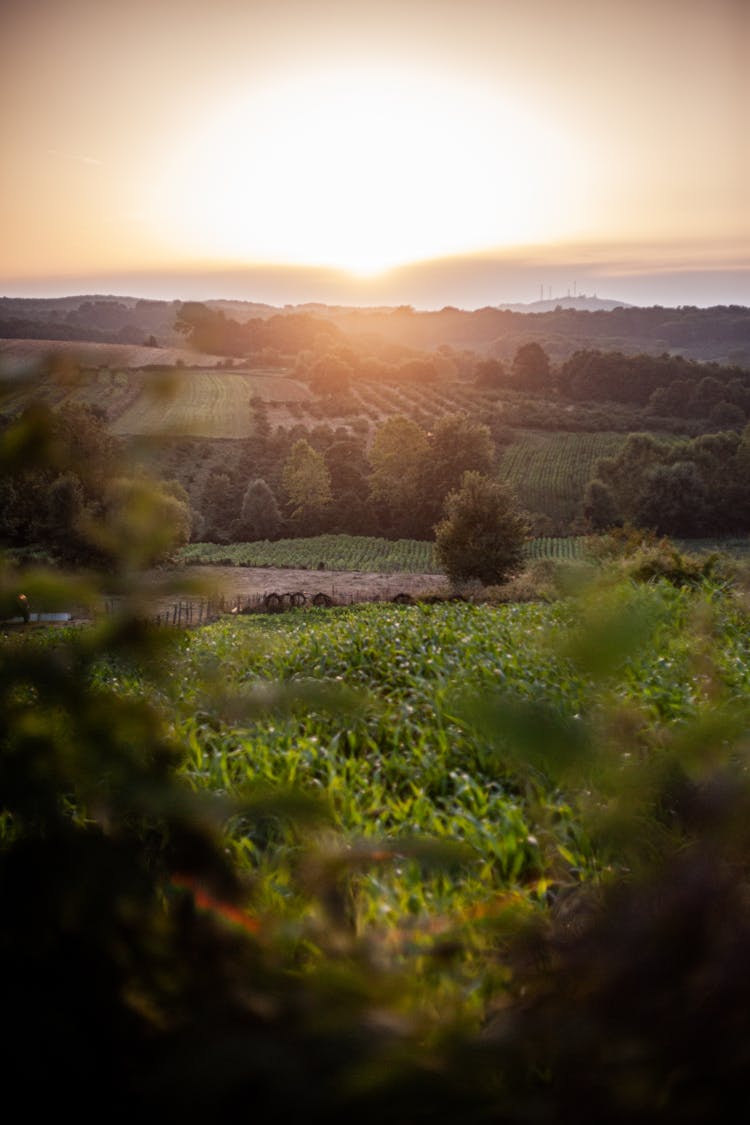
[200,472,236,540]
[282,439,332,529]
[368,416,429,512]
[511,342,551,391]
[635,462,708,537]
[325,438,370,499]
[474,358,506,390]
[236,478,281,541]
[415,413,495,534]
[308,354,352,396]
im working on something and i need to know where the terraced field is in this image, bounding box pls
[111,369,311,438]
[500,430,627,526]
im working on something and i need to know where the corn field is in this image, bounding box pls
[500,431,627,524]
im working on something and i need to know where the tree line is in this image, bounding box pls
[584,427,750,537]
[194,400,502,545]
[0,403,191,566]
[3,295,749,365]
[0,399,528,585]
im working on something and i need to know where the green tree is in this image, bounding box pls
[0,402,122,562]
[434,471,528,585]
[368,416,429,512]
[86,477,191,567]
[511,342,551,391]
[415,413,495,534]
[308,354,352,396]
[595,433,669,525]
[45,472,85,542]
[396,357,437,384]
[325,439,369,499]
[200,471,236,541]
[282,439,332,528]
[634,462,708,537]
[708,401,745,430]
[474,358,506,390]
[583,478,620,530]
[646,379,691,417]
[236,478,281,540]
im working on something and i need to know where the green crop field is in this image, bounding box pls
[499,430,627,526]
[111,369,311,438]
[525,535,589,560]
[7,558,750,1114]
[178,534,439,572]
[98,581,750,925]
[177,534,597,571]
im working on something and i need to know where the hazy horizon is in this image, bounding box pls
[1,247,748,311]
[1,0,747,310]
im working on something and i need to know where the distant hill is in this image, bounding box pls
[1,294,749,366]
[498,295,634,313]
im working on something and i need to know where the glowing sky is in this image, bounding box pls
[0,0,747,305]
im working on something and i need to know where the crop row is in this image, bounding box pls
[166,580,750,926]
[178,534,439,572]
[178,534,600,572]
[525,536,589,560]
[500,431,627,524]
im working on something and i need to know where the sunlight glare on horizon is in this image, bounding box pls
[147,67,588,276]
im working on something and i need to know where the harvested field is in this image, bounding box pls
[0,338,227,374]
[111,370,311,438]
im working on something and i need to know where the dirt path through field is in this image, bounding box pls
[160,565,449,605]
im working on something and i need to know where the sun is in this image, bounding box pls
[147,66,584,276]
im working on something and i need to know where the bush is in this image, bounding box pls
[435,471,528,585]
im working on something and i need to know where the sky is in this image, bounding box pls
[0,0,747,308]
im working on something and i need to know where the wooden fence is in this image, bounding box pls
[101,587,442,628]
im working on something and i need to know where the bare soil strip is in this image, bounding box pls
[162,565,449,605]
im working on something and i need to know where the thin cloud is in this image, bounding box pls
[47,149,102,167]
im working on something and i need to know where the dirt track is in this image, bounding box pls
[164,565,450,606]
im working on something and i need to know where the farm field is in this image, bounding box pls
[0,337,227,374]
[499,430,628,527]
[0,361,156,424]
[111,368,311,438]
[150,563,448,610]
[524,535,589,560]
[111,581,750,923]
[7,557,750,1115]
[177,534,595,572]
[178,534,439,572]
[675,536,750,557]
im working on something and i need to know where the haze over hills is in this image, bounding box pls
[497,295,635,313]
[1,293,749,367]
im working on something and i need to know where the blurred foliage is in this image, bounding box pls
[4,402,750,1117]
[0,400,190,567]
